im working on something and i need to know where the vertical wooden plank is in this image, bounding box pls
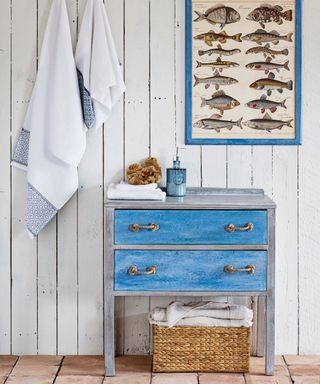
[202,147,227,188]
[104,0,125,356]
[11,0,38,354]
[175,0,201,187]
[123,0,150,355]
[104,0,125,186]
[115,296,125,356]
[36,0,57,355]
[148,0,176,353]
[252,147,273,196]
[57,198,78,355]
[150,0,176,186]
[124,296,150,355]
[298,0,320,354]
[149,0,175,173]
[78,132,104,354]
[57,0,79,355]
[227,147,252,189]
[0,0,11,354]
[124,0,150,166]
[77,0,104,354]
[273,146,298,354]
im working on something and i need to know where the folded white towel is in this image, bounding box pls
[115,182,158,191]
[149,316,253,328]
[11,0,86,237]
[149,301,253,328]
[75,0,125,130]
[107,184,166,201]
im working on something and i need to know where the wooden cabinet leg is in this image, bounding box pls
[265,290,275,375]
[104,293,115,376]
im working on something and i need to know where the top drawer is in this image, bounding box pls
[114,210,267,245]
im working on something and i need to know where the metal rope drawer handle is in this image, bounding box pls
[224,222,254,233]
[224,264,256,274]
[129,223,160,232]
[127,265,158,276]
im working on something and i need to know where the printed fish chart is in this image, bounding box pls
[185,0,301,145]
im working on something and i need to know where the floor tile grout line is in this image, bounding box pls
[52,355,65,383]
[283,354,295,384]
[3,355,19,383]
[284,354,295,384]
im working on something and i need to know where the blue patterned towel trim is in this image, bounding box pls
[77,69,95,129]
[27,183,58,236]
[12,128,30,167]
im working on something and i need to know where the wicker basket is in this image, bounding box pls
[152,325,251,373]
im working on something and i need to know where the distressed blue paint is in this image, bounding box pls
[185,0,302,146]
[114,250,267,291]
[115,209,267,245]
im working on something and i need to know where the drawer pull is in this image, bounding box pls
[224,223,254,233]
[224,264,256,274]
[129,223,160,232]
[127,265,158,276]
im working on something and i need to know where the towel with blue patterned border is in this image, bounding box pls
[75,0,125,130]
[11,0,86,238]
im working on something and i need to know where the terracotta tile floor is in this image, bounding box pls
[0,355,319,383]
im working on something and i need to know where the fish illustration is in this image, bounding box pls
[193,114,243,132]
[194,30,242,46]
[246,44,289,58]
[193,70,238,90]
[249,72,293,96]
[245,94,287,113]
[242,29,293,45]
[244,113,293,132]
[200,90,240,115]
[246,5,293,29]
[245,57,289,74]
[199,44,241,57]
[196,56,239,72]
[194,5,240,28]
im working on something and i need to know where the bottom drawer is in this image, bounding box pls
[114,250,267,291]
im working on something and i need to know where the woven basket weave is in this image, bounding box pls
[152,325,251,373]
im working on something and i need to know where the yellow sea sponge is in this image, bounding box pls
[126,157,162,185]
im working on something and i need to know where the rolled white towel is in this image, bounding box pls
[107,183,166,201]
[148,308,166,323]
[115,181,158,191]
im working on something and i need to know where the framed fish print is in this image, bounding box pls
[185,0,302,145]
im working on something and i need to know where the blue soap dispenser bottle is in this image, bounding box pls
[166,148,186,197]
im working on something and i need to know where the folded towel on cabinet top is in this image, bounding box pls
[115,182,158,191]
[107,183,166,201]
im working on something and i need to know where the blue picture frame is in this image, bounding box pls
[185,0,302,145]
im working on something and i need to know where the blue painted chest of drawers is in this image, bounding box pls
[104,188,276,376]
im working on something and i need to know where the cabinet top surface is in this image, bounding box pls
[105,188,276,209]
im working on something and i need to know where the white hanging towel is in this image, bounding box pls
[11,0,86,237]
[75,0,125,130]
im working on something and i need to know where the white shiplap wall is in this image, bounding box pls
[0,0,318,355]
